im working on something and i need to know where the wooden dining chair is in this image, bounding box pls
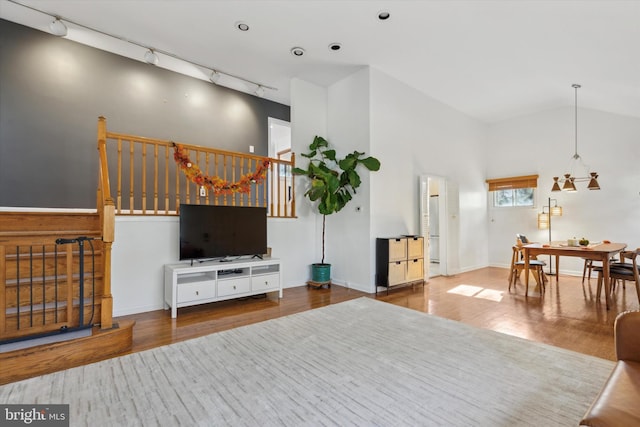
[582,255,619,283]
[594,249,640,305]
[508,245,547,295]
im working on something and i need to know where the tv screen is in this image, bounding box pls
[179,205,267,260]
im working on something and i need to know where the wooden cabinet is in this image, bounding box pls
[376,236,424,293]
[164,258,282,318]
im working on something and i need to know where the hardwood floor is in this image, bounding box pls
[117,266,640,362]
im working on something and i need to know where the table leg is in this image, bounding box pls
[524,250,530,296]
[603,256,611,310]
[555,255,560,280]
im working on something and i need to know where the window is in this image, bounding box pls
[493,188,535,207]
[486,175,538,208]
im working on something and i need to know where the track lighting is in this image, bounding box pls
[49,17,67,37]
[9,0,277,96]
[144,49,159,65]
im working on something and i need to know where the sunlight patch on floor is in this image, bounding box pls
[447,284,503,302]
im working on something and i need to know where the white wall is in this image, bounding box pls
[325,68,372,292]
[369,68,489,287]
[111,216,177,316]
[486,107,640,275]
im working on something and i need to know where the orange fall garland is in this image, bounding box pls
[173,143,270,196]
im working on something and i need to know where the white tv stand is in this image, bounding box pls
[164,257,282,318]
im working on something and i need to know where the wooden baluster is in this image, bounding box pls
[254,158,259,208]
[142,143,147,214]
[283,161,289,217]
[117,138,122,214]
[129,139,134,214]
[214,153,219,206]
[223,155,228,206]
[231,156,236,206]
[277,159,282,217]
[185,148,191,204]
[153,144,159,214]
[240,157,245,207]
[269,160,275,216]
[175,149,180,213]
[164,145,169,214]
[205,152,210,205]
[195,150,201,205]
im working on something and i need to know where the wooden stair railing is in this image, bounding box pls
[97,116,296,217]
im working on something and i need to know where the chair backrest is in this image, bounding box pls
[516,234,529,244]
[610,249,640,281]
[620,249,640,264]
[511,244,546,266]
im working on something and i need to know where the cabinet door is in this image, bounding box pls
[388,238,407,262]
[218,277,251,297]
[407,237,424,259]
[407,258,424,281]
[388,261,407,285]
[251,273,280,292]
[177,281,216,303]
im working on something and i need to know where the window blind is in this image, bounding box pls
[486,174,538,191]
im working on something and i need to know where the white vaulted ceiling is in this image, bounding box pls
[1,0,639,123]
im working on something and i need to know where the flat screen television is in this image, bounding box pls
[179,204,267,261]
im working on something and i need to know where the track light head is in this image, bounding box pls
[49,17,67,37]
[144,49,159,65]
[209,71,221,84]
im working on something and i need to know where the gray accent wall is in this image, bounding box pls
[0,19,290,208]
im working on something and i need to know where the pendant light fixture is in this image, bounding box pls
[551,84,600,192]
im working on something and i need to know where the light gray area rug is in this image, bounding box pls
[0,298,613,426]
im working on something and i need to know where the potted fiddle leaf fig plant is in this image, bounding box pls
[293,135,380,283]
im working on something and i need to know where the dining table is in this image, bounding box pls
[523,241,627,309]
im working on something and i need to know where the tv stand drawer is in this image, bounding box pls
[177,281,216,303]
[218,277,251,297]
[251,273,280,292]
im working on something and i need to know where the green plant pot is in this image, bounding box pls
[311,263,331,283]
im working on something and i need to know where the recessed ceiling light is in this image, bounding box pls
[290,47,305,57]
[329,43,342,51]
[378,11,391,21]
[235,21,249,31]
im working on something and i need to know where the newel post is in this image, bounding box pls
[97,116,115,329]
